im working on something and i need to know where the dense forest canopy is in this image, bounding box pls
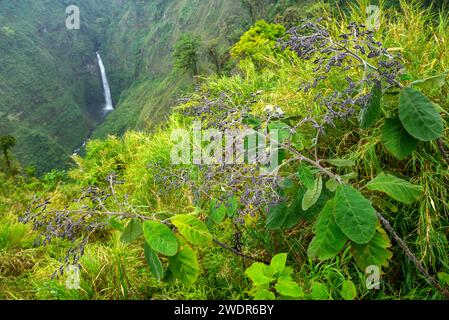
[1,0,449,303]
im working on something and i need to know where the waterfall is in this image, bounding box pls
[73,52,113,156]
[96,51,114,113]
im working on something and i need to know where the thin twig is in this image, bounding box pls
[108,175,124,212]
[437,138,449,166]
[376,212,449,300]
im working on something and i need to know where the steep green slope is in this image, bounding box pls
[93,0,311,138]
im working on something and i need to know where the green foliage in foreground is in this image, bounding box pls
[1,1,449,300]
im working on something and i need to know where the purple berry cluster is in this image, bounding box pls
[281,19,403,129]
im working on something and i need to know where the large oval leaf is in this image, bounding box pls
[366,172,424,204]
[359,82,382,129]
[308,199,348,261]
[120,219,143,243]
[334,185,377,245]
[302,175,323,211]
[298,164,316,189]
[399,87,444,141]
[171,215,212,246]
[381,118,418,160]
[168,242,199,286]
[143,221,178,256]
[144,242,164,281]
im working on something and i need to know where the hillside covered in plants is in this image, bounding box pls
[1,0,449,301]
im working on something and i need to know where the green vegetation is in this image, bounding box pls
[231,20,286,64]
[93,0,315,139]
[174,34,202,77]
[1,0,449,301]
[0,135,16,169]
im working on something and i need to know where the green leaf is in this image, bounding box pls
[270,253,287,274]
[243,114,261,128]
[245,262,275,286]
[266,203,289,229]
[290,187,334,223]
[308,200,348,261]
[366,172,424,204]
[302,175,323,211]
[297,164,315,189]
[285,188,308,221]
[325,159,356,168]
[280,266,294,278]
[143,221,178,256]
[120,219,143,244]
[171,215,212,246]
[254,289,276,300]
[359,82,382,129]
[351,227,393,272]
[210,199,227,224]
[292,131,306,151]
[267,187,333,230]
[310,282,330,300]
[268,188,305,230]
[109,218,125,231]
[399,87,444,141]
[144,242,164,281]
[341,280,357,300]
[381,118,418,160]
[269,121,291,142]
[411,72,448,90]
[275,279,303,298]
[326,173,358,193]
[433,103,448,115]
[226,196,238,218]
[334,185,377,245]
[168,242,199,286]
[326,178,339,192]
